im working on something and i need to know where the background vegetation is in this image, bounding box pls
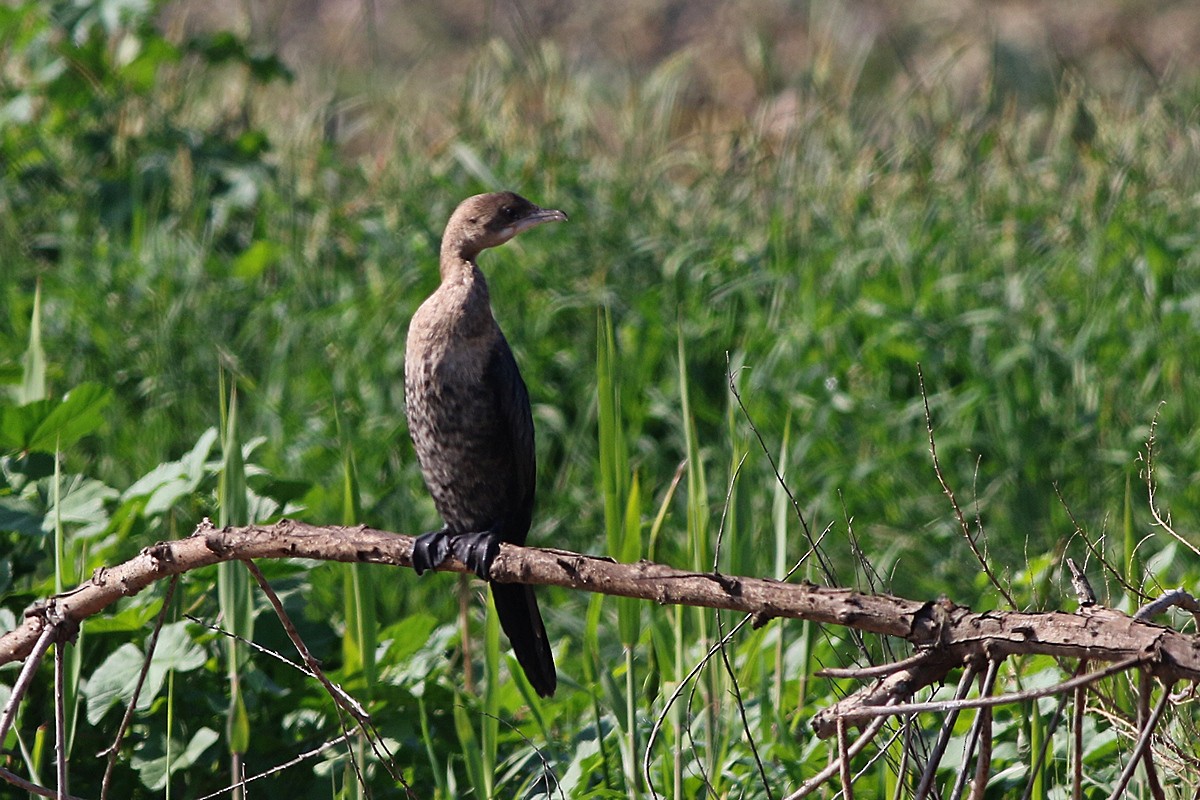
[3,0,1200,796]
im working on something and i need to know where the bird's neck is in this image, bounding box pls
[439,244,482,279]
[440,230,483,273]
[433,250,493,332]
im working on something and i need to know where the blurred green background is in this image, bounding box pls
[3,0,1200,797]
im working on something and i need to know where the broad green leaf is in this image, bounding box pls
[41,474,117,539]
[0,496,43,537]
[85,643,145,724]
[0,383,113,454]
[131,727,219,791]
[124,427,219,515]
[85,621,206,724]
[378,613,438,664]
[83,600,162,634]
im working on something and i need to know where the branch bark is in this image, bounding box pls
[3,518,1199,707]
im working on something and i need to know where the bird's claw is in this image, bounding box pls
[454,532,500,580]
[412,527,453,575]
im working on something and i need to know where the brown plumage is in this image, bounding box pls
[404,191,566,697]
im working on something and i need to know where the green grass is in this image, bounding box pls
[3,2,1200,797]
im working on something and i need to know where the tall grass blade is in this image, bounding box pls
[18,279,46,404]
[453,700,486,797]
[337,410,374,800]
[676,329,716,783]
[51,444,82,758]
[216,374,253,789]
[620,474,643,797]
[481,592,500,796]
[337,407,377,687]
[597,309,629,556]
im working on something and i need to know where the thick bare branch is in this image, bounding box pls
[3,519,1200,702]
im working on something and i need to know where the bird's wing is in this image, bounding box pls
[485,332,536,541]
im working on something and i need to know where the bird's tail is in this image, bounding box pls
[491,582,556,697]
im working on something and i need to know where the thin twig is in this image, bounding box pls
[918,365,1017,608]
[711,451,774,800]
[1072,658,1086,800]
[242,561,369,723]
[0,619,57,745]
[645,612,755,798]
[643,527,833,799]
[712,451,748,574]
[969,696,992,800]
[1019,661,1079,800]
[54,638,66,800]
[100,575,179,800]
[193,733,354,800]
[784,713,891,800]
[1055,484,1143,601]
[0,767,87,800]
[1104,679,1173,800]
[844,655,1144,721]
[818,648,930,679]
[850,722,905,789]
[837,717,854,800]
[680,665,717,799]
[949,659,1000,800]
[477,709,564,800]
[891,718,913,800]
[184,614,320,674]
[915,663,977,800]
[242,561,414,794]
[0,619,60,800]
[727,355,836,584]
[241,559,412,794]
[1138,671,1167,800]
[1143,404,1200,559]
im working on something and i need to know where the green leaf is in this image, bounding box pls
[84,621,206,724]
[0,383,113,454]
[41,474,117,538]
[378,613,438,664]
[132,727,219,791]
[0,496,43,537]
[226,690,251,754]
[84,600,162,634]
[123,427,219,515]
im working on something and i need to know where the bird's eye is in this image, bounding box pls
[500,205,517,219]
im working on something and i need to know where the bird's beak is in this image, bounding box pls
[512,207,568,235]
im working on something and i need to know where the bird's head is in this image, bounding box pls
[442,191,567,261]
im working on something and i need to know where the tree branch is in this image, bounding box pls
[3,519,1199,710]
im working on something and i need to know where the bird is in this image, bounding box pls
[404,191,566,698]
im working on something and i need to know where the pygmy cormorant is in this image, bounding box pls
[405,191,566,697]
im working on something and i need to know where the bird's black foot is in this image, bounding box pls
[454,530,501,580]
[412,527,453,575]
